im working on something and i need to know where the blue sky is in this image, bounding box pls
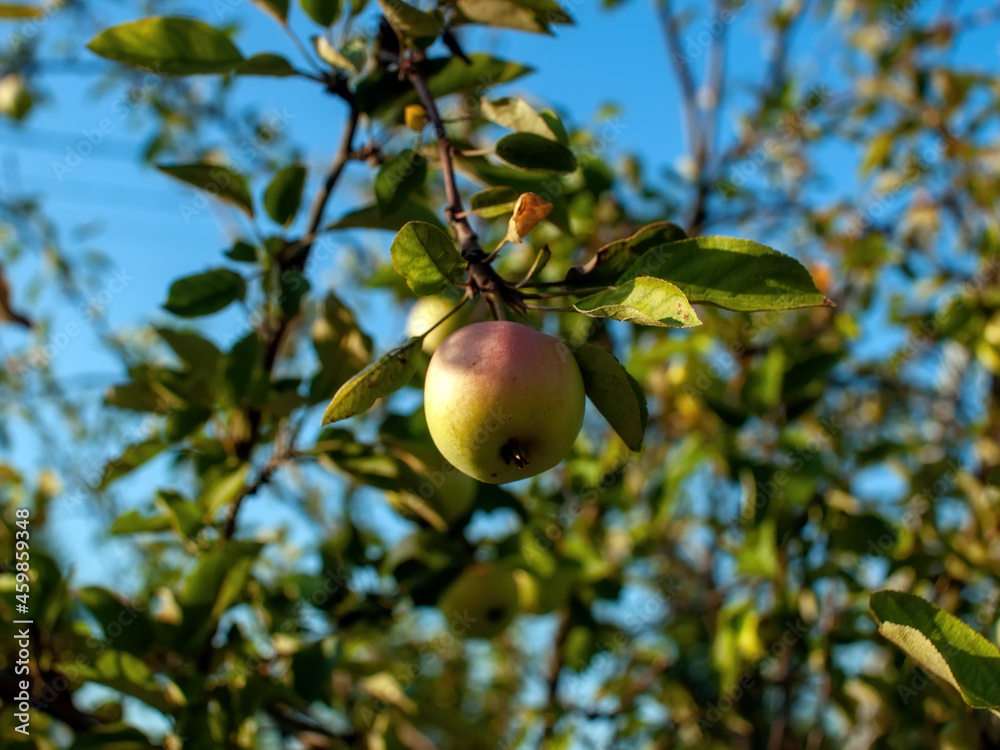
[3,0,998,588]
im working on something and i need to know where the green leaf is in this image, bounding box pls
[110,510,172,535]
[202,462,251,516]
[87,17,244,75]
[573,344,647,451]
[68,650,184,714]
[309,293,373,403]
[157,163,254,216]
[0,4,45,18]
[377,0,441,38]
[329,200,445,233]
[469,186,520,218]
[158,490,203,539]
[355,54,532,119]
[237,52,298,76]
[78,587,157,656]
[574,276,701,328]
[164,268,246,318]
[870,591,1000,713]
[225,239,258,262]
[540,109,569,144]
[454,0,571,33]
[321,337,423,425]
[390,221,466,296]
[264,164,307,225]
[480,97,557,138]
[157,328,222,376]
[279,270,311,318]
[100,438,168,489]
[180,541,261,618]
[376,150,428,216]
[65,724,160,749]
[312,35,358,73]
[300,0,341,25]
[495,132,577,173]
[225,332,264,403]
[567,222,688,285]
[619,236,831,312]
[252,0,289,21]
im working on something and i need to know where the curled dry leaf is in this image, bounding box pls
[505,192,553,244]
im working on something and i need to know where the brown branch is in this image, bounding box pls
[221,445,293,538]
[405,66,481,258]
[292,104,362,272]
[404,60,523,314]
[538,609,571,747]
[659,0,700,166]
[226,102,360,537]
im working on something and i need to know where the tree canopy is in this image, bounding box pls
[2,0,1000,748]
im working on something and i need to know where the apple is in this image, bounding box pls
[940,720,977,750]
[437,563,519,638]
[405,294,469,354]
[392,442,477,527]
[0,74,32,121]
[424,321,585,484]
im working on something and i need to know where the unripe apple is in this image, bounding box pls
[405,294,469,354]
[940,720,977,750]
[424,321,585,484]
[393,442,477,526]
[0,74,32,121]
[437,563,519,638]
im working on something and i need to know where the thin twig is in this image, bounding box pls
[539,610,571,747]
[406,67,481,258]
[225,104,360,538]
[659,0,701,169]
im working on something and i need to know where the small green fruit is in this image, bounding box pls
[437,563,519,638]
[424,321,585,484]
[940,720,977,750]
[394,442,477,527]
[0,74,32,121]
[405,295,468,354]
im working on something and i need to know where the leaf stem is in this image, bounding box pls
[520,286,613,299]
[514,245,550,288]
[523,303,576,312]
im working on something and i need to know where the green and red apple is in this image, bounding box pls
[423,321,585,484]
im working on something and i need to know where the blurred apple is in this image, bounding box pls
[405,294,470,354]
[438,563,519,638]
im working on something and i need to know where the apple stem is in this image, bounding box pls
[420,290,472,339]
